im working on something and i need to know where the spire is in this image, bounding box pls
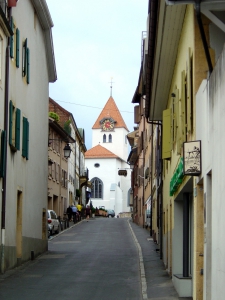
[109,77,114,97]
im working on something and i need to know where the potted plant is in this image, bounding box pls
[91,207,96,218]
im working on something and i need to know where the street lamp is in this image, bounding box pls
[63,143,72,158]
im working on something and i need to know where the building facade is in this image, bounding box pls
[0,0,57,272]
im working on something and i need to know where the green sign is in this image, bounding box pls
[170,158,184,196]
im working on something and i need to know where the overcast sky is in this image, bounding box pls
[46,0,148,150]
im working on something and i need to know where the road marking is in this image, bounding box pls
[53,241,81,244]
[39,254,65,259]
[127,220,148,300]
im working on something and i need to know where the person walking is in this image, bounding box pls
[66,205,72,221]
[71,205,78,223]
[86,205,91,222]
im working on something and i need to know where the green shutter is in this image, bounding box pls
[26,48,30,84]
[22,117,29,159]
[26,120,29,160]
[9,100,13,145]
[22,117,27,157]
[162,108,171,159]
[16,28,20,68]
[0,131,6,178]
[15,108,21,150]
[10,16,14,58]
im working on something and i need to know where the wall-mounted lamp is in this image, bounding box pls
[48,139,72,159]
[63,143,72,158]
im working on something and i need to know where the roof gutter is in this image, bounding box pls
[145,0,159,120]
[195,0,213,74]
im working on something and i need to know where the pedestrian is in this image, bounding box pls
[71,205,78,223]
[66,205,72,221]
[81,204,85,220]
[86,205,91,222]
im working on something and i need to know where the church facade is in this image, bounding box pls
[85,97,132,215]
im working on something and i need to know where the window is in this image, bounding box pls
[22,117,29,160]
[91,177,103,199]
[103,134,106,143]
[109,134,112,143]
[10,16,20,68]
[9,100,21,151]
[94,163,100,168]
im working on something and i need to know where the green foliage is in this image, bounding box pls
[91,207,96,213]
[49,112,60,122]
[64,120,71,135]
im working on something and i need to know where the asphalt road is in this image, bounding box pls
[0,218,142,300]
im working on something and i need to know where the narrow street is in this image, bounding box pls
[0,218,142,300]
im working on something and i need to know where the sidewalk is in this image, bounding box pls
[129,219,193,300]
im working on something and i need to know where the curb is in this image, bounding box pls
[127,219,148,300]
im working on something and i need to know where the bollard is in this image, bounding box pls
[31,250,34,260]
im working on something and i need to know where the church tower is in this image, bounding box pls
[92,96,129,161]
[85,96,131,215]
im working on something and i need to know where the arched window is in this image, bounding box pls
[103,134,106,143]
[91,177,103,199]
[109,134,112,143]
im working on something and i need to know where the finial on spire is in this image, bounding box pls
[109,77,114,97]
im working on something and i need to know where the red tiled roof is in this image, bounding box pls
[92,97,129,131]
[85,144,119,159]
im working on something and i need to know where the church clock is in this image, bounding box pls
[102,119,114,131]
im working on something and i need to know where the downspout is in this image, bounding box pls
[195,0,213,74]
[1,7,11,273]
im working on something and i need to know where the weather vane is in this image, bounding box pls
[109,77,114,97]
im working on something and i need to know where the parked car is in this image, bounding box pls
[48,224,51,238]
[107,209,115,218]
[48,210,60,235]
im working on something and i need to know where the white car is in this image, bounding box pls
[48,210,60,236]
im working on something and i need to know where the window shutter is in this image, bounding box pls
[26,48,30,84]
[26,120,29,160]
[10,16,14,58]
[22,38,27,77]
[15,108,21,150]
[0,130,6,178]
[162,108,171,159]
[22,117,29,159]
[134,105,140,124]
[9,100,13,145]
[16,28,20,68]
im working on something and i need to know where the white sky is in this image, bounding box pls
[46,0,148,150]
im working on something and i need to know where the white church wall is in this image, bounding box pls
[92,128,129,161]
[86,157,130,213]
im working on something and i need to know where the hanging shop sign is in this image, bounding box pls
[118,170,127,177]
[183,140,201,176]
[170,157,184,196]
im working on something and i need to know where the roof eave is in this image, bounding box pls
[147,1,186,120]
[31,0,57,82]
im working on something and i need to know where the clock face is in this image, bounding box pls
[102,119,114,131]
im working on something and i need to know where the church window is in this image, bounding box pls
[91,177,103,199]
[103,134,106,143]
[94,163,100,168]
[109,134,112,143]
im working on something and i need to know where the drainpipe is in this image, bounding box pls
[195,0,213,74]
[1,7,11,273]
